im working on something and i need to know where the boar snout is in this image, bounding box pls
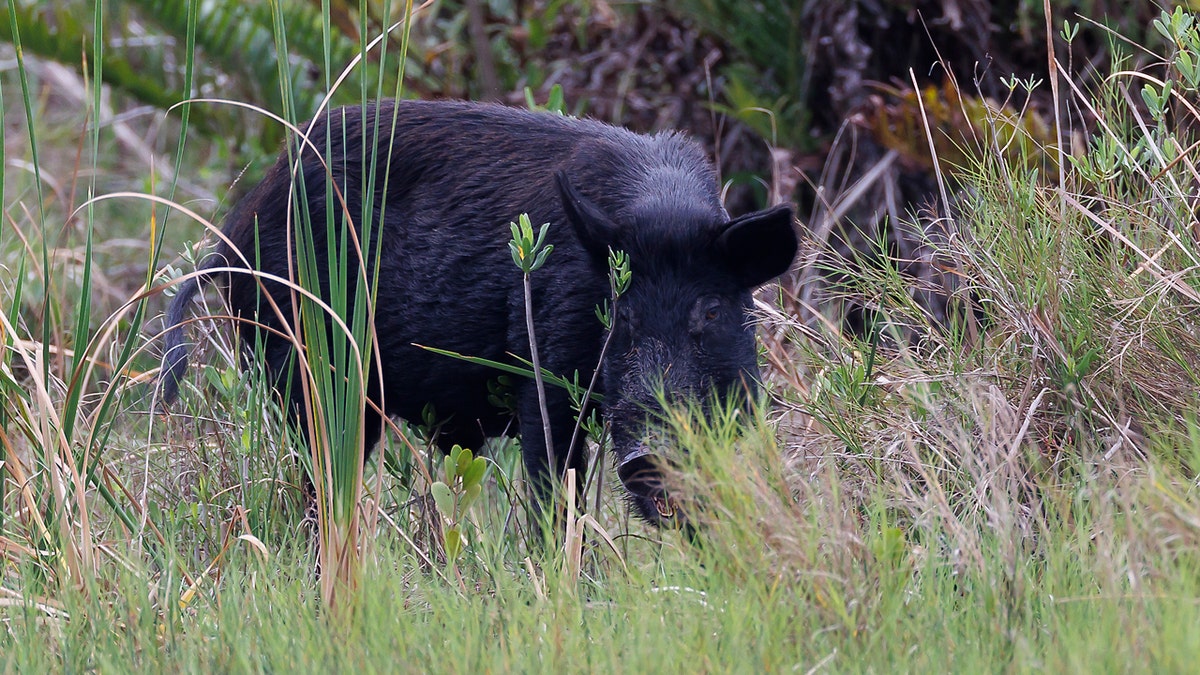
[617,444,683,522]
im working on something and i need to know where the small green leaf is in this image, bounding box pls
[532,222,550,249]
[608,248,632,295]
[595,299,611,329]
[421,403,438,428]
[1137,84,1156,111]
[461,483,482,511]
[1173,7,1194,36]
[547,83,565,114]
[530,244,554,271]
[1154,13,1172,42]
[1060,20,1079,43]
[444,527,463,562]
[455,447,474,477]
[443,455,456,483]
[463,456,488,489]
[431,482,454,519]
[1177,51,1198,88]
[1141,83,1164,118]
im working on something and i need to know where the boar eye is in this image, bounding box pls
[700,299,721,324]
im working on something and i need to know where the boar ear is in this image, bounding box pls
[556,170,620,260]
[716,204,798,288]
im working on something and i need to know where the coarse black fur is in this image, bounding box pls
[159,99,798,525]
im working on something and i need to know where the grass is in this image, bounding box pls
[5,418,1200,671]
[5,2,1200,672]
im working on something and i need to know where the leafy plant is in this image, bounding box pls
[1154,6,1200,92]
[430,444,489,567]
[509,212,557,472]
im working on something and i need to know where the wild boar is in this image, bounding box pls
[159,99,798,525]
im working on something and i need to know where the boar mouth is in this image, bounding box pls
[652,496,676,519]
[617,444,681,521]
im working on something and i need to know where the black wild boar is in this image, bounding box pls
[159,99,797,525]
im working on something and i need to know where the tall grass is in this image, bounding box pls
[4,2,1200,671]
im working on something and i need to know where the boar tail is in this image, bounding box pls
[157,265,211,409]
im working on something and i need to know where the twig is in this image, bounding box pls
[1043,0,1066,211]
[523,272,556,474]
[564,315,616,478]
[909,68,952,224]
